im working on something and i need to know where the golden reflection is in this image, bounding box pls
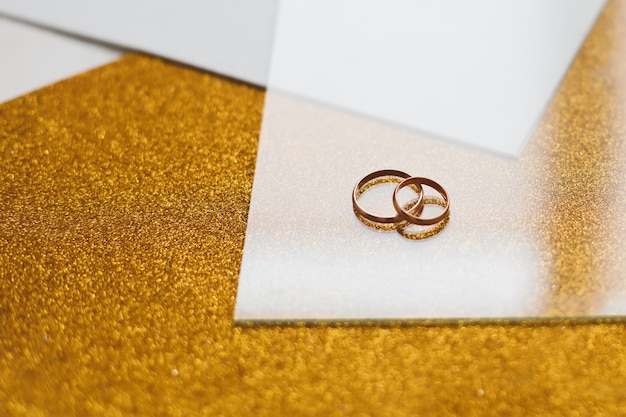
[537,0,626,316]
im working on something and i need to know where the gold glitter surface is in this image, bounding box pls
[1,2,626,415]
[537,0,626,316]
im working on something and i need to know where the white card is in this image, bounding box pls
[0,16,122,103]
[0,0,279,86]
[268,0,606,156]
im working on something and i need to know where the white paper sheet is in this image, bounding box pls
[269,0,606,156]
[0,16,122,103]
[0,1,278,87]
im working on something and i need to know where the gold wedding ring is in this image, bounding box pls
[393,177,450,226]
[352,169,424,224]
[396,196,450,240]
[352,170,450,239]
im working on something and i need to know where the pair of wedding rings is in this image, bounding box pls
[352,169,450,239]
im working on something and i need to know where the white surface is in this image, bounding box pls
[0,16,122,103]
[235,1,614,321]
[235,89,626,321]
[235,93,547,320]
[0,0,278,86]
[269,0,606,156]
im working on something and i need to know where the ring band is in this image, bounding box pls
[392,177,449,226]
[397,196,450,240]
[352,169,424,224]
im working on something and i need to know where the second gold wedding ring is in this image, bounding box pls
[352,169,424,224]
[393,177,450,226]
[353,170,450,233]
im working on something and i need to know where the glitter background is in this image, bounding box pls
[1,1,626,415]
